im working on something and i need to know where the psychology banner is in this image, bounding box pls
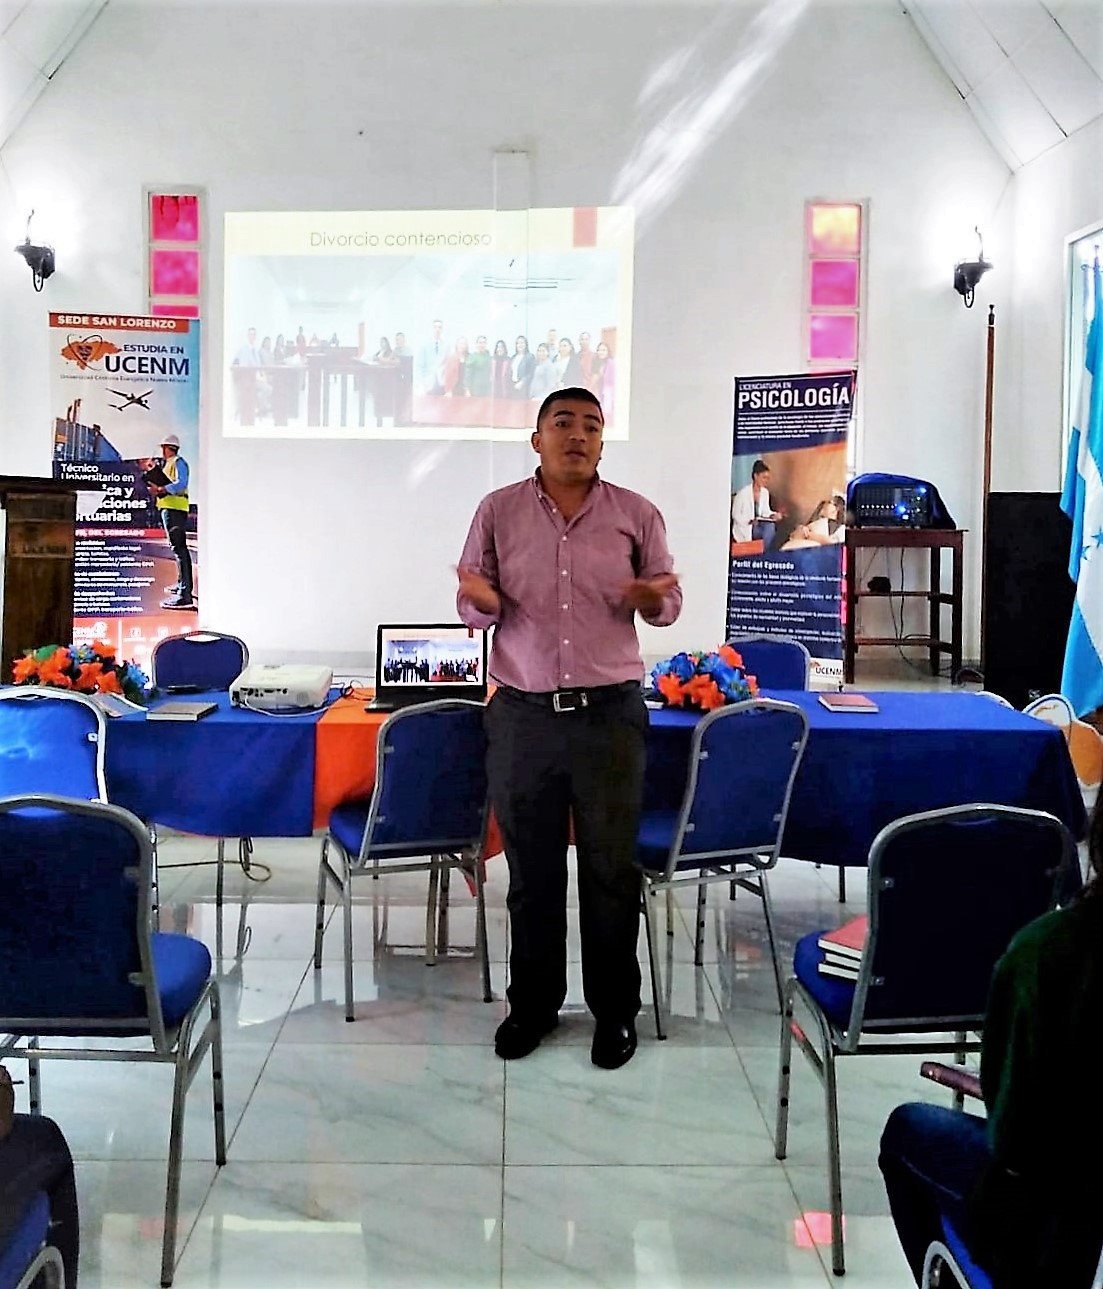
[727,370,856,686]
[49,312,200,672]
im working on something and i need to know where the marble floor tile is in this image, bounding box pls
[279,959,507,1044]
[74,1158,219,1289]
[229,1043,504,1164]
[504,1044,776,1167]
[172,1162,503,1288]
[502,1164,831,1287]
[344,897,511,964]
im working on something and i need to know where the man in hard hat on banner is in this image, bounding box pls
[146,433,195,610]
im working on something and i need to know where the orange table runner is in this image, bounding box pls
[314,695,503,856]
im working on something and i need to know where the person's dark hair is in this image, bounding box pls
[536,386,603,428]
[752,459,770,478]
[809,493,847,533]
[493,339,508,358]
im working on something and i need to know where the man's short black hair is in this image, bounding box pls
[536,386,604,428]
[752,458,770,478]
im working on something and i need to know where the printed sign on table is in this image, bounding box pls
[48,312,200,672]
[727,370,856,686]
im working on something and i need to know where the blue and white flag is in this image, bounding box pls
[1061,256,1103,716]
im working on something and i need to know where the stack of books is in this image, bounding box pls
[816,915,867,980]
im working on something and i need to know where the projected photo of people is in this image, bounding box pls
[223,208,634,442]
[381,637,483,686]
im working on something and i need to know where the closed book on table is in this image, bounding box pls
[146,700,217,722]
[818,692,879,713]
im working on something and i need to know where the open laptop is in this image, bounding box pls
[367,622,489,712]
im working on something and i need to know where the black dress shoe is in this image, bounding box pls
[494,1013,558,1060]
[591,1020,637,1070]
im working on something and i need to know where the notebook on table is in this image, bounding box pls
[146,699,218,722]
[366,623,488,712]
[818,692,879,713]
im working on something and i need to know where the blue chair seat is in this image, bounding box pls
[0,1192,49,1289]
[152,932,213,1026]
[793,931,855,1029]
[941,1214,991,1288]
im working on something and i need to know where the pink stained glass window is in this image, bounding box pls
[150,194,199,243]
[811,259,859,308]
[151,249,199,296]
[809,313,858,362]
[151,303,200,318]
[808,204,861,256]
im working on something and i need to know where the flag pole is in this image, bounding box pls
[980,304,996,673]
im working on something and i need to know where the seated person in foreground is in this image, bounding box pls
[877,800,1103,1288]
[780,494,846,550]
[0,1103,80,1286]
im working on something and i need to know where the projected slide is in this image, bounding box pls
[223,208,634,442]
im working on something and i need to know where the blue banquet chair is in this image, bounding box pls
[149,630,257,902]
[725,635,811,691]
[773,803,1075,1276]
[0,1193,64,1289]
[635,698,809,1037]
[922,1206,1103,1289]
[0,687,107,802]
[314,700,493,1021]
[0,1114,74,1289]
[0,794,226,1288]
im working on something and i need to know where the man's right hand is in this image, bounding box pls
[456,566,501,616]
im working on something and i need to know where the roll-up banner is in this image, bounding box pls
[49,313,201,671]
[727,370,856,687]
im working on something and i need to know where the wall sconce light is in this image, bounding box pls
[953,227,992,308]
[13,211,55,291]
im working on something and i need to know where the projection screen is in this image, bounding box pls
[223,207,634,442]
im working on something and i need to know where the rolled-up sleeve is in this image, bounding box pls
[456,498,501,630]
[637,505,682,627]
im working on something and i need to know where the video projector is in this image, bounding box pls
[229,664,333,711]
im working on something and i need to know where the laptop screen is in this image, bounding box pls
[375,623,488,693]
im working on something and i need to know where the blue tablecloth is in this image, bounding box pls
[105,691,324,837]
[644,690,1086,867]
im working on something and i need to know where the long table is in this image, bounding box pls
[103,690,1086,865]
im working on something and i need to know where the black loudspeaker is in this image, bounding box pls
[982,493,1075,709]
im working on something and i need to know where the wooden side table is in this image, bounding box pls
[844,527,964,684]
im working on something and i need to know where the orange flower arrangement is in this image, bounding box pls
[11,642,149,702]
[649,645,759,711]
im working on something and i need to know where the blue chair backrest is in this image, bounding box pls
[727,637,810,690]
[669,699,809,872]
[850,805,1074,1034]
[361,700,488,860]
[0,795,164,1037]
[151,632,248,690]
[0,688,107,801]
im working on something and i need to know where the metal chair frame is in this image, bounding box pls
[922,1229,1103,1288]
[638,699,809,1039]
[149,632,255,904]
[11,1242,64,1289]
[0,686,108,802]
[774,803,1075,1276]
[313,700,493,1021]
[0,794,225,1288]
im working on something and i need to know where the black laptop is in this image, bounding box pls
[366,622,489,712]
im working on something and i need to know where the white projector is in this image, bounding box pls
[229,664,333,711]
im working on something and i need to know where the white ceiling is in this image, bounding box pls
[1,0,1101,171]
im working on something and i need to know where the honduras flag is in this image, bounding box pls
[1061,255,1103,717]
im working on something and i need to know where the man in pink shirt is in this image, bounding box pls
[457,387,681,1069]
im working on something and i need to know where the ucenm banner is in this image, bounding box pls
[727,370,856,685]
[49,312,200,671]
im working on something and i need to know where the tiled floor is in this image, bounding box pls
[17,658,974,1287]
[10,830,963,1288]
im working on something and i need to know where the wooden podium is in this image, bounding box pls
[0,476,80,676]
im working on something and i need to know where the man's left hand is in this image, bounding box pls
[621,573,679,615]
[149,484,165,496]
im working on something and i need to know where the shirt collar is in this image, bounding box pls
[532,468,602,500]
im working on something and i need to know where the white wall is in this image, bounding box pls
[0,0,1012,666]
[1000,115,1103,493]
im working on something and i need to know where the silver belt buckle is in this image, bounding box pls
[553,690,587,713]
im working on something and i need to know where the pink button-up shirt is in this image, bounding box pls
[457,472,682,692]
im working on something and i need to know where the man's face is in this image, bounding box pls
[579,332,591,350]
[532,398,603,485]
[432,321,443,339]
[247,328,257,344]
[395,333,406,347]
[476,336,488,353]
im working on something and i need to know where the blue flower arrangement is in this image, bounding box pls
[649,646,759,711]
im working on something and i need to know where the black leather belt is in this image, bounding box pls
[499,682,640,713]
